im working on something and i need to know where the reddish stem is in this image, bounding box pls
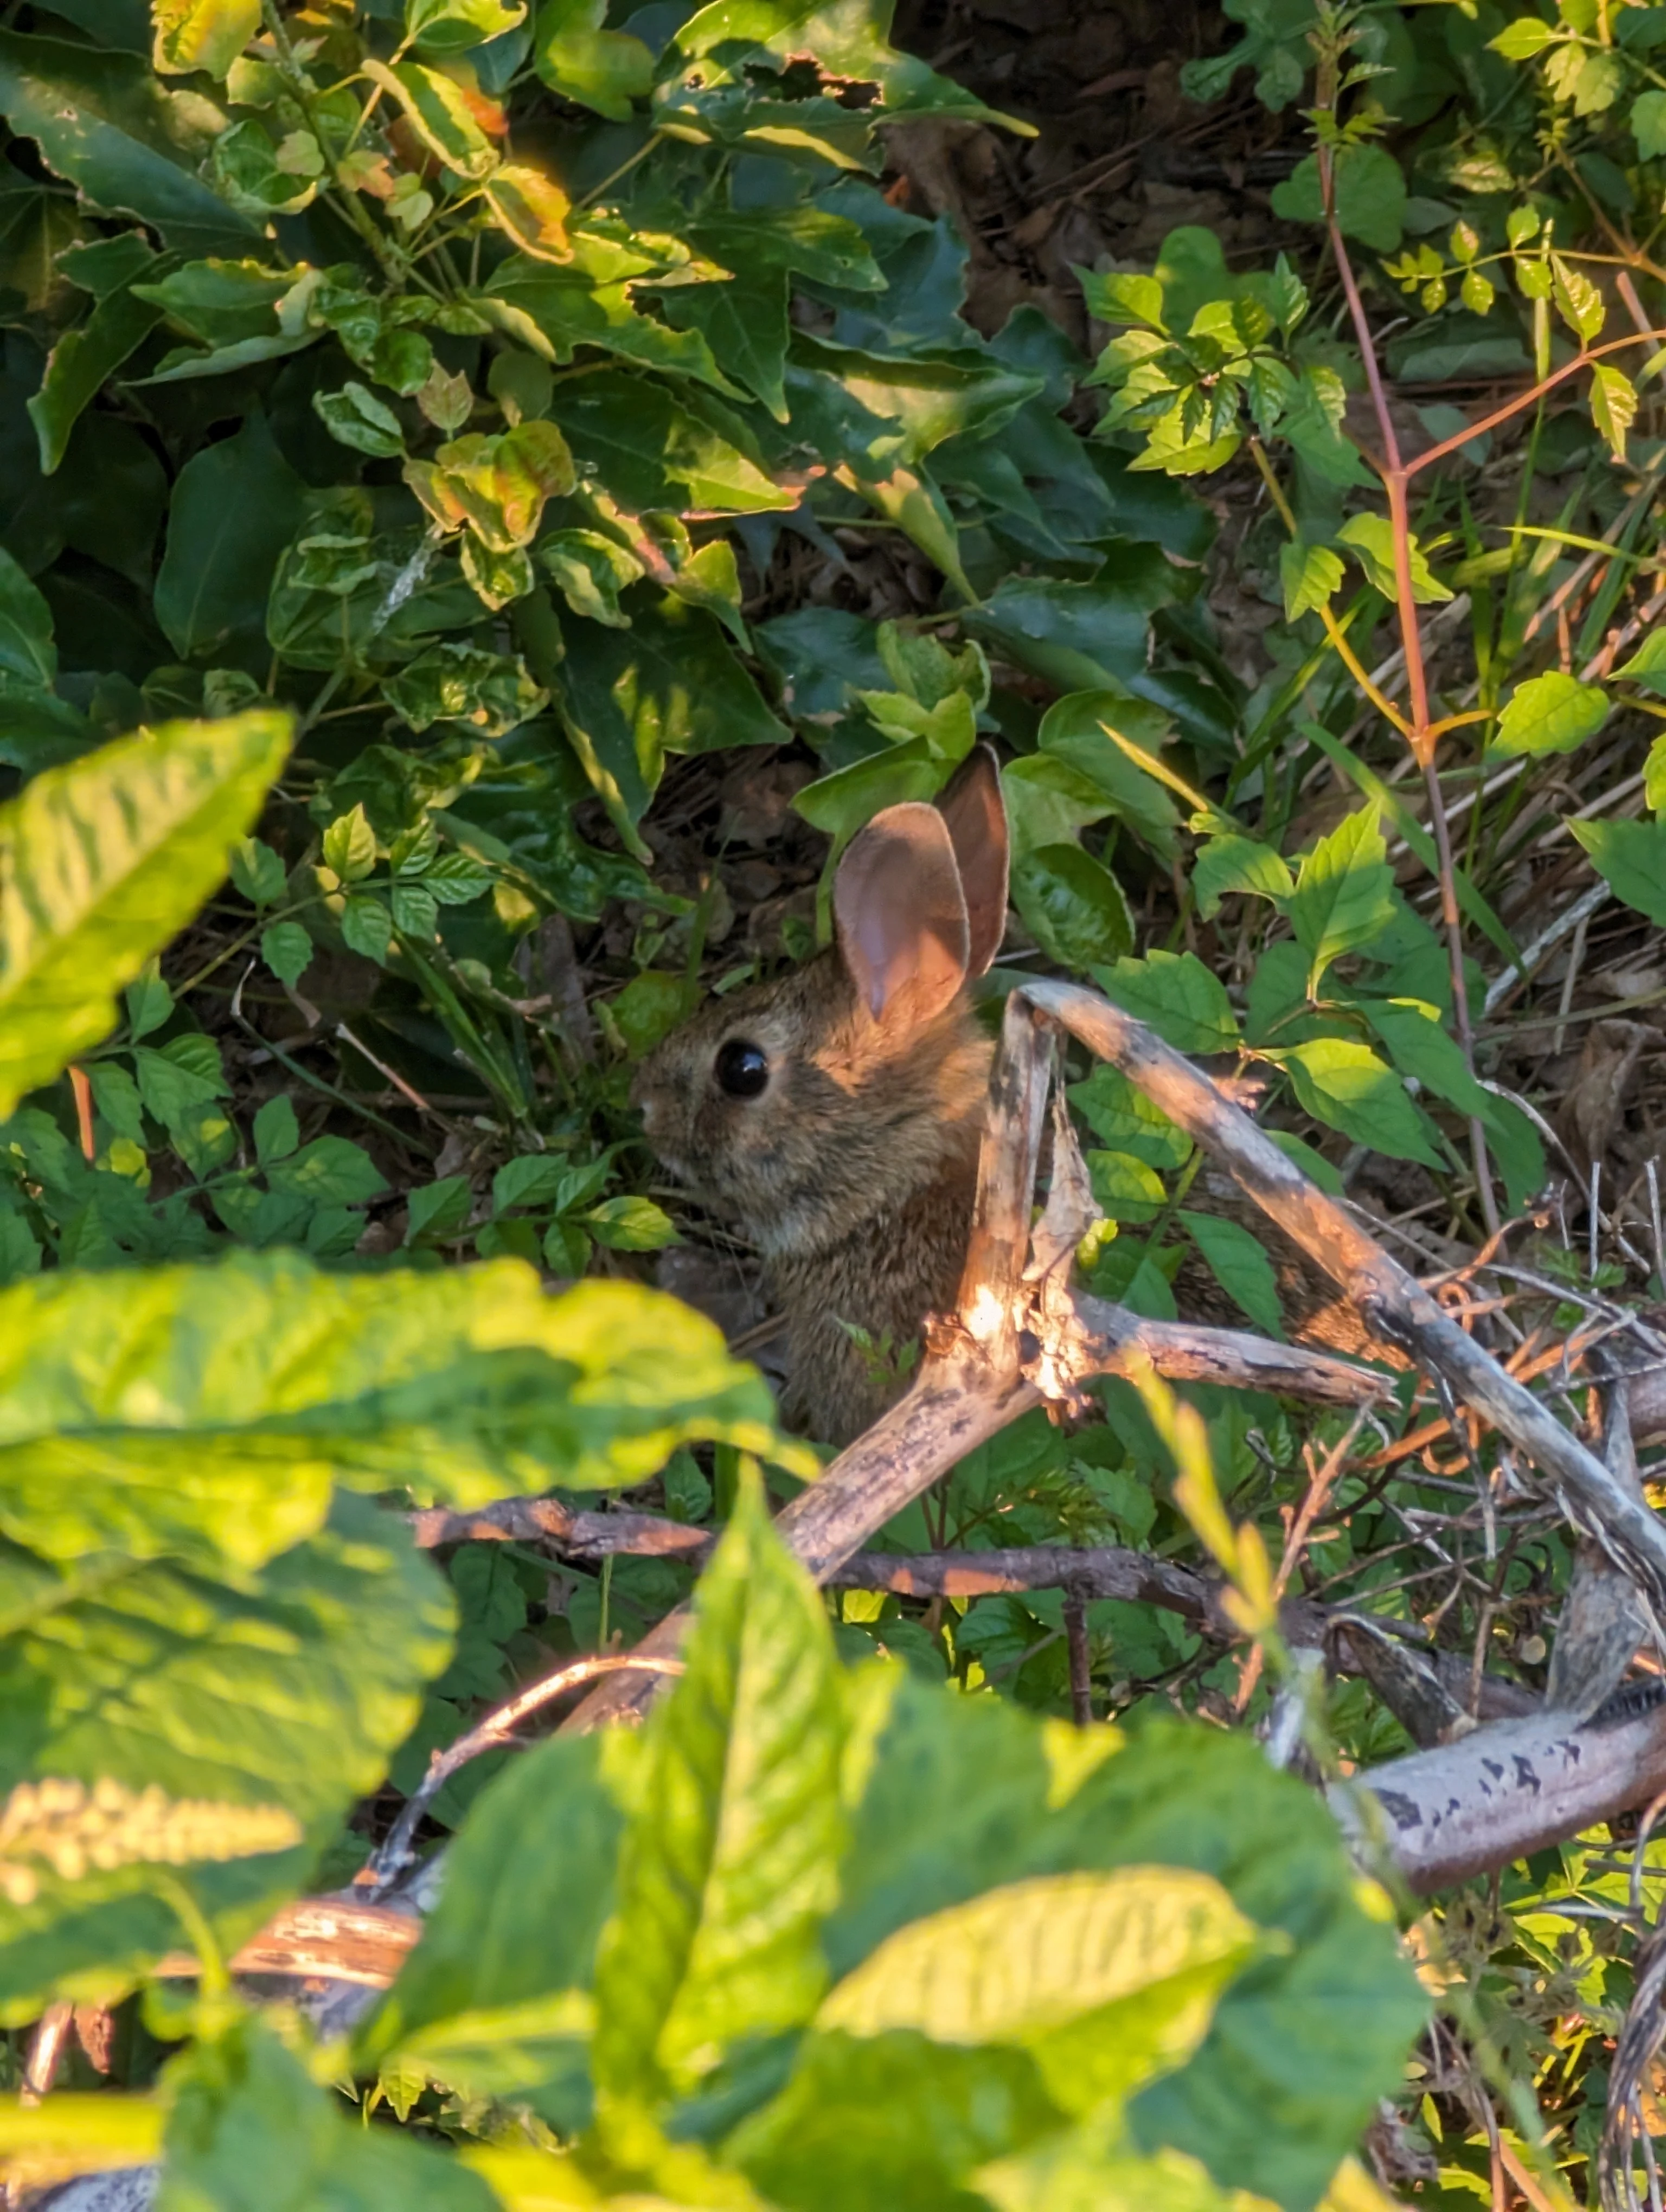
[67,1065,95,1163]
[1318,142,1499,1234]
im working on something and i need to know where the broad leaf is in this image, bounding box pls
[0,1495,453,2022]
[161,2014,497,2212]
[0,711,292,1117]
[1273,1037,1443,1166]
[1355,998,1500,1128]
[0,31,260,258]
[592,1464,846,2099]
[154,410,308,661]
[1010,843,1134,968]
[548,371,793,514]
[1493,670,1610,757]
[1191,834,1292,919]
[1093,950,1240,1055]
[1284,808,1395,995]
[1177,1212,1284,1337]
[0,1252,788,1566]
[1570,816,1666,926]
[152,0,259,78]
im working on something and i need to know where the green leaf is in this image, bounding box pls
[1612,628,1666,692]
[1570,815,1666,925]
[1278,538,1344,622]
[1270,144,1406,250]
[1634,87,1666,156]
[1177,1212,1284,1338]
[1274,1036,1442,1165]
[1079,269,1167,329]
[0,31,260,259]
[0,546,55,686]
[0,1252,787,1573]
[1087,1148,1167,1224]
[0,1495,453,2022]
[408,0,526,57]
[1494,670,1610,757]
[1009,843,1135,969]
[533,0,652,120]
[979,2118,1253,2212]
[0,712,291,1119]
[1335,513,1451,604]
[662,262,790,420]
[1069,1065,1191,1171]
[665,0,1013,125]
[362,57,499,180]
[818,1864,1258,2106]
[313,381,406,460]
[408,420,574,550]
[1356,997,1499,1127]
[550,591,788,830]
[323,803,378,884]
[155,410,309,661]
[267,1135,386,1206]
[341,891,393,964]
[966,576,1155,697]
[548,371,793,515]
[259,919,312,989]
[357,1732,621,2127]
[1590,362,1638,459]
[1190,834,1292,920]
[251,1094,298,1165]
[537,528,643,627]
[592,1462,845,2099]
[382,643,548,740]
[406,1174,473,1245]
[162,2013,497,2212]
[1285,806,1395,996]
[1490,17,1558,57]
[228,835,285,906]
[152,0,259,76]
[1094,949,1240,1055]
[587,1194,680,1251]
[1035,692,1182,860]
[29,268,167,475]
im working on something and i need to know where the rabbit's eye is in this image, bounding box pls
[715,1039,769,1099]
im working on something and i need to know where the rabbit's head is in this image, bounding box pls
[633,745,1009,1260]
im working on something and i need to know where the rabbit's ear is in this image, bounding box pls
[937,742,1008,978]
[835,802,971,1028]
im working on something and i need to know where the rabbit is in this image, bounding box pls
[632,744,1010,1447]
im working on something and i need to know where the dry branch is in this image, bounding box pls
[1021,976,1666,1613]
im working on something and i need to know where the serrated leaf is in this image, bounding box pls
[1177,1212,1284,1337]
[586,1194,680,1250]
[341,892,393,964]
[1285,807,1395,995]
[0,712,291,1119]
[1356,996,1499,1127]
[1551,252,1605,341]
[1069,1065,1191,1170]
[1279,538,1344,621]
[405,1174,473,1245]
[1336,513,1451,604]
[1010,843,1134,969]
[1489,17,1556,57]
[1191,834,1293,919]
[1274,1036,1441,1165]
[251,1093,298,1165]
[1590,362,1637,459]
[1094,950,1240,1054]
[0,1494,454,2023]
[0,1251,786,1570]
[228,835,285,908]
[592,1463,845,2099]
[259,919,312,989]
[323,803,378,884]
[1494,670,1610,757]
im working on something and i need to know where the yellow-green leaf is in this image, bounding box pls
[152,0,260,78]
[0,712,292,1119]
[362,57,499,180]
[1590,361,1637,460]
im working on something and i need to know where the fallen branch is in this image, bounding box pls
[1022,976,1666,1616]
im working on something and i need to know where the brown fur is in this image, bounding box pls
[633,955,992,1445]
[635,751,1008,1447]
